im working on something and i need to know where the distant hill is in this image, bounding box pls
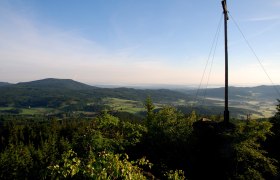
[1,78,279,118]
[184,86,280,101]
[0,82,12,87]
[0,78,191,108]
[15,78,95,90]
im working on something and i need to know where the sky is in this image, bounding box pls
[0,0,280,86]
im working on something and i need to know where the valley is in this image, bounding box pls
[0,78,278,119]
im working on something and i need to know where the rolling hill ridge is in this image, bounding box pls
[0,78,191,108]
[0,78,279,118]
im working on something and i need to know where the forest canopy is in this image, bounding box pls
[0,98,280,179]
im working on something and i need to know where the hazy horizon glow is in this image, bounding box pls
[0,0,280,86]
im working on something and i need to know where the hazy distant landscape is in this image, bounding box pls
[0,78,278,119]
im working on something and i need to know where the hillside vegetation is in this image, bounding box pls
[0,78,278,118]
[0,98,280,179]
[0,79,280,179]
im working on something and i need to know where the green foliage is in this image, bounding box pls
[141,99,192,178]
[97,110,120,128]
[145,103,194,143]
[71,111,147,154]
[1,97,280,179]
[143,96,156,132]
[270,99,280,135]
[152,106,193,142]
[83,152,150,179]
[232,120,277,179]
[144,96,155,119]
[49,149,151,179]
[266,99,280,177]
[48,149,81,178]
[0,113,150,179]
[0,143,33,179]
[165,170,185,180]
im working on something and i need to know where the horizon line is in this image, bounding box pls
[1,77,279,89]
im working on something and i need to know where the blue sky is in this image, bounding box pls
[0,0,279,86]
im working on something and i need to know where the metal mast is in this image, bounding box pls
[222,0,229,124]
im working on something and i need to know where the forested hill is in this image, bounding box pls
[1,78,279,118]
[0,82,11,87]
[184,85,280,101]
[15,78,96,90]
[0,78,191,107]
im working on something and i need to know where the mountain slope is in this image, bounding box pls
[0,78,191,108]
[15,78,96,90]
[185,86,280,101]
[0,78,279,118]
[0,82,12,87]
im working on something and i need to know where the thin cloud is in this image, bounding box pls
[246,16,280,22]
[1,2,278,86]
[0,6,205,85]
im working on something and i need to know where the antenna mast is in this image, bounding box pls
[222,0,229,124]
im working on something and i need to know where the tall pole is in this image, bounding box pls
[222,0,229,124]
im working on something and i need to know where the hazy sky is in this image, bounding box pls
[0,0,279,86]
